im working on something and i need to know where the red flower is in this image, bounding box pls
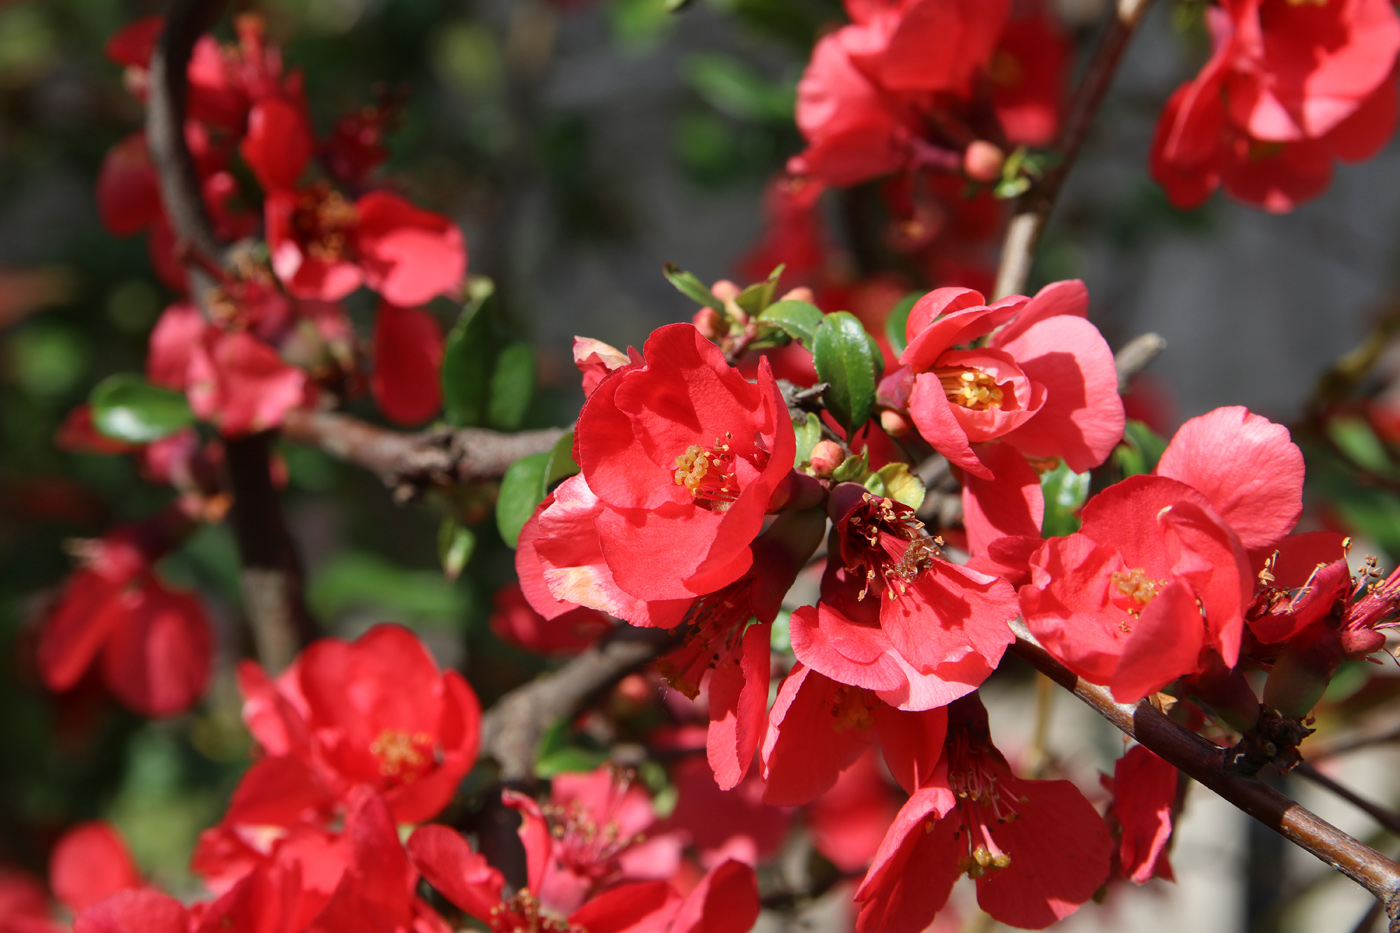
[854,696,1112,932]
[895,279,1124,479]
[36,523,212,718]
[1106,745,1178,885]
[789,487,1018,712]
[1020,407,1304,702]
[236,624,481,824]
[371,303,445,426]
[267,188,466,308]
[1151,0,1400,211]
[539,322,798,606]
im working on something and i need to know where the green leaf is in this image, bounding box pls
[684,53,796,123]
[759,300,824,349]
[89,373,194,443]
[1328,414,1396,476]
[1114,420,1169,478]
[1040,462,1090,538]
[487,342,537,431]
[438,519,476,581]
[831,451,868,484]
[871,462,925,510]
[534,718,608,778]
[884,292,922,357]
[663,262,722,310]
[792,413,822,468]
[441,298,496,427]
[495,432,578,548]
[813,311,879,435]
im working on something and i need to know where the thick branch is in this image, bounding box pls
[479,627,680,784]
[279,409,567,500]
[149,0,311,669]
[993,0,1157,299]
[1010,626,1400,926]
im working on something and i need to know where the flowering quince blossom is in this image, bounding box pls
[1019,406,1305,702]
[854,696,1112,933]
[231,623,482,825]
[408,791,760,933]
[789,0,1068,188]
[1151,0,1400,211]
[36,520,213,718]
[884,279,1124,480]
[789,484,1019,712]
[1104,745,1179,885]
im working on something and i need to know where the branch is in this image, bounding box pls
[479,626,680,784]
[149,0,311,671]
[993,0,1157,300]
[279,409,567,500]
[1114,332,1166,393]
[1010,625,1400,925]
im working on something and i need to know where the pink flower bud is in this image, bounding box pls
[693,306,724,340]
[963,141,1005,183]
[808,439,845,476]
[880,409,912,437]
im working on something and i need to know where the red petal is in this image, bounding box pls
[73,890,188,933]
[407,826,503,925]
[371,303,444,426]
[50,823,140,914]
[100,582,213,717]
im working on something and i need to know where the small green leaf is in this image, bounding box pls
[487,342,537,431]
[793,413,821,468]
[1114,420,1169,478]
[831,451,868,484]
[89,373,194,443]
[1328,414,1396,476]
[437,519,476,581]
[813,311,879,435]
[441,298,496,427]
[759,300,824,348]
[495,432,578,548]
[663,262,722,310]
[1041,462,1090,538]
[535,746,609,778]
[497,452,551,548]
[873,462,925,510]
[884,292,922,357]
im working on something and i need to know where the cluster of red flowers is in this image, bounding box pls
[99,14,466,434]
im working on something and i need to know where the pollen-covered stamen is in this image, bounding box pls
[488,889,583,933]
[823,684,875,733]
[542,769,647,887]
[657,583,753,699]
[839,493,944,600]
[673,433,741,509]
[293,182,359,262]
[369,729,437,784]
[1112,568,1166,609]
[936,366,1004,411]
[945,726,1017,879]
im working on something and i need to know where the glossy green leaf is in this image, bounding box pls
[1328,414,1396,476]
[441,298,495,427]
[759,299,824,349]
[813,311,878,435]
[1040,461,1090,538]
[89,373,194,443]
[495,432,577,548]
[534,718,608,778]
[792,412,822,467]
[831,451,868,484]
[487,341,537,431]
[884,291,922,357]
[437,519,476,581]
[870,462,925,510]
[663,262,722,310]
[1114,419,1169,478]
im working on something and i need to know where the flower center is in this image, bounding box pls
[656,582,753,699]
[840,493,944,600]
[293,183,358,262]
[489,890,582,933]
[542,770,646,886]
[824,684,875,733]
[369,729,436,784]
[673,433,740,508]
[936,367,1004,411]
[945,731,1016,878]
[1112,568,1164,608]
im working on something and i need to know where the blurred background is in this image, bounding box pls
[3,0,1400,931]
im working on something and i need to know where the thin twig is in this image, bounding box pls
[1010,624,1400,925]
[149,0,312,670]
[992,0,1157,300]
[279,409,567,500]
[478,626,681,784]
[1114,332,1167,393]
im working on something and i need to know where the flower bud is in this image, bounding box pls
[963,141,1005,183]
[693,306,724,340]
[808,439,845,477]
[881,409,912,437]
[778,286,816,304]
